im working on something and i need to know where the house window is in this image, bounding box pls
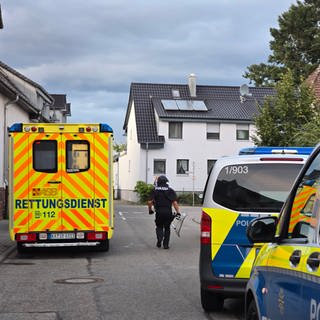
[207,123,220,139]
[207,159,216,175]
[169,122,183,139]
[154,159,166,174]
[236,124,249,140]
[177,159,189,174]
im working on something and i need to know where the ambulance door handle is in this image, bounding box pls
[306,252,320,272]
[48,180,61,184]
[289,250,301,267]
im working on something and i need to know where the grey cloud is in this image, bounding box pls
[1,0,296,141]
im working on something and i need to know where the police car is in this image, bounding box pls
[200,147,312,311]
[245,144,320,320]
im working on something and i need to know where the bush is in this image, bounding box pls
[134,181,154,204]
[178,193,202,206]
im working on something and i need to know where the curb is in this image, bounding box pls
[0,244,15,263]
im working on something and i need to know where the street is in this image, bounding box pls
[0,202,244,320]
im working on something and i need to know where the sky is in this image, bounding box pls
[0,0,297,143]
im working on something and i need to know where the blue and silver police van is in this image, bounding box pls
[200,147,312,312]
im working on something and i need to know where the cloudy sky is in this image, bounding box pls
[0,0,296,142]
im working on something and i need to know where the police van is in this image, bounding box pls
[199,147,312,311]
[8,123,114,253]
[245,144,320,320]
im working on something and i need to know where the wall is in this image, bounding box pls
[117,102,142,202]
[0,95,30,217]
[147,120,254,192]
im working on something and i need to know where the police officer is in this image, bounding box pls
[147,175,181,249]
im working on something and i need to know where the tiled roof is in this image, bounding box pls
[0,67,40,115]
[125,82,275,144]
[306,65,320,99]
[0,60,52,100]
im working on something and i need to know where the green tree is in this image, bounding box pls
[252,70,317,146]
[292,118,320,146]
[114,143,126,153]
[244,0,320,86]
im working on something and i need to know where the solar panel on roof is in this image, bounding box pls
[161,99,207,111]
[161,99,179,110]
[176,100,193,110]
[193,100,207,111]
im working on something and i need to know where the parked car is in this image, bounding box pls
[245,144,320,320]
[199,148,311,311]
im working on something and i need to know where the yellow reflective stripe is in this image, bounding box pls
[235,247,257,278]
[203,207,239,260]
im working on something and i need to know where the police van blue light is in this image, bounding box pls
[239,146,314,155]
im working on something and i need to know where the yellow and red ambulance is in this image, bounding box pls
[8,123,113,253]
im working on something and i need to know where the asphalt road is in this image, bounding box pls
[0,202,244,320]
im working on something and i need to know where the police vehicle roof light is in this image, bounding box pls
[239,146,314,155]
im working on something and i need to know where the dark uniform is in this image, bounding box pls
[148,176,179,249]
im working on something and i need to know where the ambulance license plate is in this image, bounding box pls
[48,233,75,240]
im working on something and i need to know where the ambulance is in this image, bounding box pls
[199,147,313,311]
[8,123,114,253]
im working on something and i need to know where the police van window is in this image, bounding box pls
[213,163,303,212]
[33,140,57,173]
[286,152,320,242]
[66,141,89,173]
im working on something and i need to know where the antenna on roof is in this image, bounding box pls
[239,84,252,103]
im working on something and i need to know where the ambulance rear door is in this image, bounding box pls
[61,133,95,232]
[28,132,63,232]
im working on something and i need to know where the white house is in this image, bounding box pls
[0,61,71,217]
[115,75,275,202]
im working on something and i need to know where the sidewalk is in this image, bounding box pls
[0,219,15,262]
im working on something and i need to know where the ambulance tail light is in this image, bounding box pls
[201,211,211,245]
[16,233,37,242]
[87,232,107,241]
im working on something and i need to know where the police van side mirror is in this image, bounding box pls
[246,216,277,243]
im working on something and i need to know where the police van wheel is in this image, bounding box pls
[246,299,258,320]
[200,288,224,311]
[97,239,109,252]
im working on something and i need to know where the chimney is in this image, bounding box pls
[188,73,197,97]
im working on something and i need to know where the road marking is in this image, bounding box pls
[118,211,126,221]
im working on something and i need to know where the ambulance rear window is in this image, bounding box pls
[213,163,303,212]
[33,140,57,173]
[66,141,90,173]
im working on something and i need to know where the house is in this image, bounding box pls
[0,60,71,217]
[51,94,72,122]
[115,74,275,202]
[306,65,320,100]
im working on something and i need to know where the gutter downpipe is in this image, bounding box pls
[3,95,19,187]
[145,142,149,184]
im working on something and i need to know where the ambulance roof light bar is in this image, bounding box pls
[239,146,314,156]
